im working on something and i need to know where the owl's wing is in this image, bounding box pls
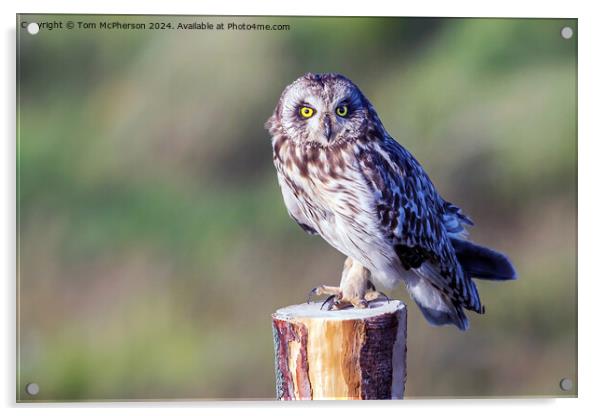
[357,136,481,313]
[275,168,318,235]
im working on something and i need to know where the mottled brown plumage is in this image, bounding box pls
[266,73,516,330]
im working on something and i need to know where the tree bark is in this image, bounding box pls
[272,300,407,400]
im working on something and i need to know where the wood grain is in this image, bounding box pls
[272,300,407,400]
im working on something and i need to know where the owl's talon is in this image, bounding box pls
[307,285,342,305]
[306,281,387,311]
[320,295,337,311]
[363,288,390,305]
[365,281,389,302]
[306,287,318,304]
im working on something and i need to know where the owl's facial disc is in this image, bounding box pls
[277,73,369,146]
[321,108,347,143]
[322,114,333,141]
[288,95,357,145]
[305,107,343,145]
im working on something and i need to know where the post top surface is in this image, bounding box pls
[273,300,406,321]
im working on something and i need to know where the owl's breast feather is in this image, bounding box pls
[272,135,404,286]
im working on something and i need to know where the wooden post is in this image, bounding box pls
[272,300,407,400]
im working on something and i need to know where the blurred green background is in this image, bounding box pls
[17,15,577,400]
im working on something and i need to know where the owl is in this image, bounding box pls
[265,73,516,330]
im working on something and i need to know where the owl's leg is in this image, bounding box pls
[365,281,390,302]
[307,285,341,310]
[307,257,389,310]
[307,285,340,300]
[306,259,357,308]
[308,257,388,310]
[328,256,369,309]
[333,257,386,309]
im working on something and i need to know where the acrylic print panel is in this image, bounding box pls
[16,15,577,401]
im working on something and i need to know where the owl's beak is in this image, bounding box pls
[322,115,332,141]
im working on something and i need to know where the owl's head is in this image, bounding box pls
[266,73,380,146]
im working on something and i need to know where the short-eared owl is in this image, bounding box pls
[266,73,516,330]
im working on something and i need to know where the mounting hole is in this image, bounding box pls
[27,22,40,35]
[559,378,573,391]
[25,382,39,396]
[560,26,573,40]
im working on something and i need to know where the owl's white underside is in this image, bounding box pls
[275,140,411,291]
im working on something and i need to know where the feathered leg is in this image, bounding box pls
[308,257,388,310]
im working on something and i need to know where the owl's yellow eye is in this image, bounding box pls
[336,105,349,117]
[299,106,315,118]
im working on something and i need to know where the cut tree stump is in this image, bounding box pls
[272,300,407,400]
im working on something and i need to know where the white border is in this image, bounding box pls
[2,0,600,415]
[2,0,585,18]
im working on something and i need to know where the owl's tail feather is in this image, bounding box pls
[451,238,517,281]
[406,277,470,331]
